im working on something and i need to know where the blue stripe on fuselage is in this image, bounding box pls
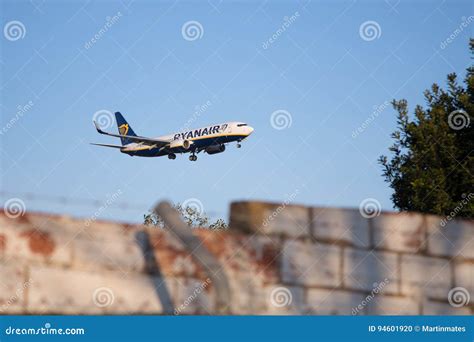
[122,134,246,157]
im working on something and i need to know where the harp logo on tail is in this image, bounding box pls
[119,124,129,135]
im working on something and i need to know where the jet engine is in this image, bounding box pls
[170,139,192,150]
[205,144,226,154]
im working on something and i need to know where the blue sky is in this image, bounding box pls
[1,0,472,223]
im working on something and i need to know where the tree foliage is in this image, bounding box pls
[144,203,228,229]
[379,39,474,218]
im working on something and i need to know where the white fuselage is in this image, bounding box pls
[123,121,254,156]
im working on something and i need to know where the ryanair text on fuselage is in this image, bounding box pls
[173,124,227,141]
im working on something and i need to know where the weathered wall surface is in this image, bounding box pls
[0,201,473,315]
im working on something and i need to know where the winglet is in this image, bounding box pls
[93,121,105,134]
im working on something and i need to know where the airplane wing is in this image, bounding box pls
[93,121,170,147]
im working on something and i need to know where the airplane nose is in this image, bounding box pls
[248,126,254,135]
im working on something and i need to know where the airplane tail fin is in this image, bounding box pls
[115,112,137,145]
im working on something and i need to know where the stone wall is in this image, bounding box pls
[0,201,472,315]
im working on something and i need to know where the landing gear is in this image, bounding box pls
[237,142,242,148]
[168,153,176,160]
[189,154,197,161]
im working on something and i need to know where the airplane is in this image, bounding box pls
[91,112,254,161]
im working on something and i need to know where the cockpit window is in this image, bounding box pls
[237,123,247,127]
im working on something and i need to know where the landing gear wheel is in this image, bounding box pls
[237,143,242,148]
[189,154,197,161]
[168,153,176,160]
